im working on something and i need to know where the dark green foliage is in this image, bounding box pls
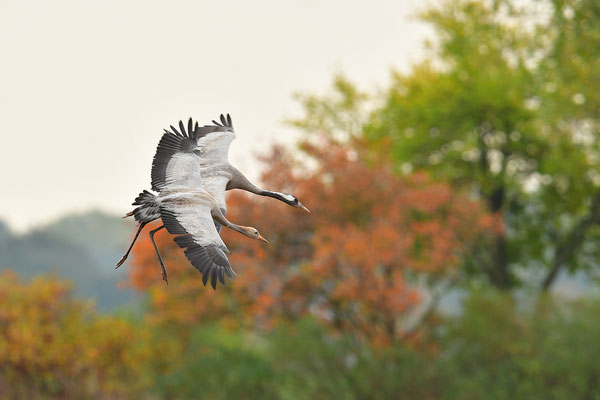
[266,320,432,400]
[151,320,432,400]
[433,293,600,399]
[152,325,277,400]
[146,297,600,399]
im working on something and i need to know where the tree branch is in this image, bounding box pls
[541,192,600,291]
[401,276,458,340]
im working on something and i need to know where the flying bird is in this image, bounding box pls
[118,118,270,288]
[191,114,309,232]
[117,115,308,281]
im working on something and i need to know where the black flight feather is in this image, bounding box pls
[179,121,186,138]
[188,118,193,138]
[159,207,233,289]
[151,120,201,191]
[202,268,209,286]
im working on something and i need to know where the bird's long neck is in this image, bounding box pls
[260,190,292,204]
[229,223,258,240]
[211,208,251,238]
[229,167,293,205]
[229,223,246,235]
[229,167,263,194]
[212,208,235,230]
[235,182,291,206]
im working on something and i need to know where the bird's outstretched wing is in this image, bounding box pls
[195,113,235,162]
[151,115,235,191]
[160,204,235,289]
[151,118,204,192]
[195,114,236,220]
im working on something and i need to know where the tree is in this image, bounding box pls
[535,0,600,289]
[0,271,155,398]
[293,0,600,291]
[129,133,494,345]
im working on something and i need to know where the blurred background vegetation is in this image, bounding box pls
[1,0,600,398]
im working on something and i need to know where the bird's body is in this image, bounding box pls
[125,115,307,229]
[198,161,232,216]
[117,114,307,288]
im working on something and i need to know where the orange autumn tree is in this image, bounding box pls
[0,271,157,398]
[129,134,497,344]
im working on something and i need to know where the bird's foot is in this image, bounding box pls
[115,256,127,269]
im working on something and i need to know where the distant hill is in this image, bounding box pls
[0,211,140,311]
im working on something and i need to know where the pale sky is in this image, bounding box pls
[0,0,430,232]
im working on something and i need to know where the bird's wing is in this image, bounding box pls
[151,118,204,192]
[194,114,235,162]
[195,114,235,224]
[202,174,230,227]
[160,203,235,289]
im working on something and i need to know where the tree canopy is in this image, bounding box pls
[293,0,600,291]
[129,134,494,344]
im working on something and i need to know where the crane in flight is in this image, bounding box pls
[117,115,308,288]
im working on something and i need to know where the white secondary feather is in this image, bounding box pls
[159,191,227,249]
[201,173,229,213]
[196,130,235,162]
[164,152,205,189]
[178,204,225,248]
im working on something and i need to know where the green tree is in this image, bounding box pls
[433,292,600,399]
[535,0,600,289]
[292,0,600,291]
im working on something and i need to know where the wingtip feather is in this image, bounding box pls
[188,118,193,139]
[179,120,186,137]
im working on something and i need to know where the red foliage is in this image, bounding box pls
[128,136,497,344]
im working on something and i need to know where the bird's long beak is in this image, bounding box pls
[258,234,269,244]
[296,202,310,213]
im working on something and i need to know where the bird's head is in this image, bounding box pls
[270,192,310,212]
[240,226,269,243]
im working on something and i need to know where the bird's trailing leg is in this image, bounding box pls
[149,225,168,285]
[116,222,147,269]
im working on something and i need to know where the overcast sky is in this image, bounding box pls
[0,0,430,232]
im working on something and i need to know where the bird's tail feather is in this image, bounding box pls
[133,189,156,206]
[126,190,161,223]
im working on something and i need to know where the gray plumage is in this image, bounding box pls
[117,114,304,287]
[118,116,267,288]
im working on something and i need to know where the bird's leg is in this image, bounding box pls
[116,222,147,269]
[149,225,168,285]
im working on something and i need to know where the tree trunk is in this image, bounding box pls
[490,235,511,289]
[486,186,511,289]
[541,192,600,291]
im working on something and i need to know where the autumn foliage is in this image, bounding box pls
[3,0,599,396]
[128,134,497,344]
[0,271,159,398]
